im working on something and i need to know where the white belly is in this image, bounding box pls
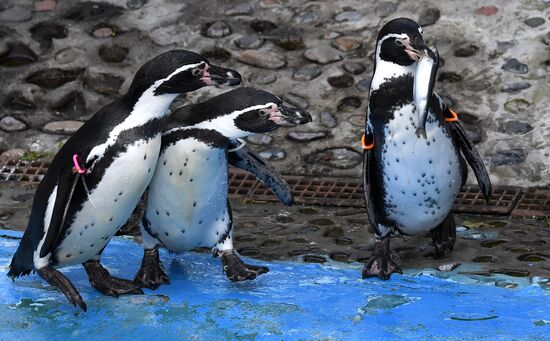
[145,138,230,252]
[381,104,461,235]
[53,136,161,265]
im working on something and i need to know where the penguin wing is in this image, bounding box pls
[39,165,81,258]
[361,123,384,235]
[227,142,294,206]
[434,92,492,202]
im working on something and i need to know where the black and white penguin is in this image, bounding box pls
[362,18,492,279]
[8,50,242,310]
[133,87,312,289]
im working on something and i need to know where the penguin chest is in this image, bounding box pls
[145,139,230,252]
[379,104,461,235]
[53,136,161,265]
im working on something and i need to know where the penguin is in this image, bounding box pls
[8,50,242,310]
[362,18,492,279]
[133,87,312,289]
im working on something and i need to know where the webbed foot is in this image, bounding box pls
[220,251,269,282]
[83,260,144,297]
[362,238,402,280]
[134,248,170,290]
[37,266,87,311]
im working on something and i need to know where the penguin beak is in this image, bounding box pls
[269,104,312,126]
[201,64,242,86]
[404,38,434,61]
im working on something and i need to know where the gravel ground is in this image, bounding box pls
[0,0,549,187]
[1,181,548,281]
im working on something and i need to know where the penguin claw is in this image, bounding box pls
[134,248,170,290]
[362,256,402,280]
[361,238,402,280]
[220,251,269,282]
[37,266,87,311]
[83,260,144,297]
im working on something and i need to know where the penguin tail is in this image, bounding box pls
[7,232,35,279]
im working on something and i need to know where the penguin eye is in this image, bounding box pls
[191,68,201,77]
[395,39,405,47]
[258,109,269,118]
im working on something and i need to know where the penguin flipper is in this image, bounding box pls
[447,120,492,202]
[362,148,382,234]
[227,142,294,206]
[39,169,80,259]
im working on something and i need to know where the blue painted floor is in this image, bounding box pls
[0,230,548,340]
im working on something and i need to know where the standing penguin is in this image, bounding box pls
[362,18,492,279]
[8,50,242,310]
[134,87,312,289]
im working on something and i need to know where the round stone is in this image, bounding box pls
[305,147,362,169]
[0,116,27,132]
[225,3,253,16]
[331,36,362,52]
[51,91,86,118]
[127,0,147,10]
[375,2,397,17]
[84,72,124,96]
[63,2,123,21]
[343,62,366,75]
[303,255,326,263]
[490,149,528,166]
[328,74,354,88]
[0,6,33,22]
[248,72,276,85]
[498,121,533,135]
[293,11,319,24]
[418,8,440,26]
[26,68,84,89]
[43,120,84,135]
[30,21,68,50]
[238,50,286,69]
[247,134,272,145]
[283,93,309,109]
[234,35,264,49]
[250,19,277,33]
[337,96,362,111]
[293,65,322,81]
[438,72,462,82]
[335,11,362,22]
[287,131,327,142]
[55,47,85,64]
[501,82,531,92]
[475,6,498,16]
[524,17,545,28]
[0,42,38,67]
[203,21,232,38]
[454,45,478,57]
[201,47,231,62]
[259,149,286,161]
[92,23,119,38]
[501,58,528,74]
[320,112,337,128]
[98,43,129,63]
[4,91,36,110]
[34,0,57,12]
[355,79,371,91]
[304,46,342,64]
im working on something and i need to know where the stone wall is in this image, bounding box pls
[0,0,548,187]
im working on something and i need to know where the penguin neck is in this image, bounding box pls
[181,111,249,139]
[370,59,416,93]
[124,88,179,123]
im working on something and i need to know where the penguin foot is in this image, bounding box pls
[362,238,402,280]
[432,213,456,259]
[83,260,144,297]
[220,251,269,282]
[37,266,87,311]
[134,248,170,290]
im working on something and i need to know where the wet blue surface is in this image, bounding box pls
[0,229,548,340]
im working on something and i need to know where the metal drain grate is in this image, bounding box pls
[512,188,550,217]
[0,159,49,184]
[0,157,548,217]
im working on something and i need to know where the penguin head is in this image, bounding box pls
[172,87,312,138]
[128,50,242,97]
[375,18,434,66]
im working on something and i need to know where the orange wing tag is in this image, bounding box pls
[361,134,374,150]
[445,109,458,122]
